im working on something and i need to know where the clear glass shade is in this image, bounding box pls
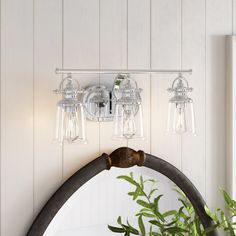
[167,101,196,135]
[112,75,144,140]
[54,102,86,143]
[113,102,144,139]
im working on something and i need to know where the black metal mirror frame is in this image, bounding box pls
[27,147,217,236]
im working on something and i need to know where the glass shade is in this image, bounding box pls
[167,101,196,135]
[112,74,144,140]
[54,74,86,144]
[55,102,86,144]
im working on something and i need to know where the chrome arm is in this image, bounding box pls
[55,68,192,75]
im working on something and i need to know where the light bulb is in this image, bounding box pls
[173,104,187,134]
[122,105,136,139]
[63,109,79,142]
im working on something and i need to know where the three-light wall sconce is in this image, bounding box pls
[54,68,195,144]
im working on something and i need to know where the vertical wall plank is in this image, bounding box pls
[206,0,232,209]
[151,0,182,169]
[100,0,127,153]
[127,0,150,70]
[63,0,100,180]
[226,36,236,200]
[127,0,151,153]
[34,0,63,216]
[182,0,206,198]
[233,0,236,34]
[232,0,236,202]
[1,0,34,235]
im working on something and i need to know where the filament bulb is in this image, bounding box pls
[174,104,187,134]
[63,109,79,142]
[122,105,136,139]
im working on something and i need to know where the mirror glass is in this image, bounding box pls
[43,167,180,236]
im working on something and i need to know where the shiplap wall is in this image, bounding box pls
[0,0,233,235]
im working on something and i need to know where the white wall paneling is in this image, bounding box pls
[34,0,63,217]
[206,0,232,209]
[99,0,127,153]
[1,0,34,235]
[182,0,206,198]
[234,0,236,34]
[127,0,150,153]
[151,0,182,169]
[226,36,236,201]
[0,0,234,235]
[63,0,100,180]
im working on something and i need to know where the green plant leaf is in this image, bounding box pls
[173,187,186,198]
[117,216,122,225]
[164,220,178,227]
[163,210,177,218]
[178,198,188,209]
[117,175,138,186]
[143,178,157,184]
[108,225,126,233]
[227,221,236,236]
[163,226,189,234]
[133,187,141,200]
[137,199,152,209]
[154,194,163,206]
[154,209,165,222]
[128,192,135,197]
[149,220,162,227]
[136,212,156,218]
[130,172,134,179]
[222,190,233,207]
[148,188,158,199]
[150,233,162,236]
[126,220,139,235]
[140,208,152,213]
[138,215,146,236]
[204,206,217,221]
[124,231,130,236]
[140,175,144,189]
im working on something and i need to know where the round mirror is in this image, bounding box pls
[27,147,216,236]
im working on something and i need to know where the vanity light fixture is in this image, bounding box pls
[167,74,196,135]
[112,74,143,139]
[54,74,86,143]
[54,68,194,144]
